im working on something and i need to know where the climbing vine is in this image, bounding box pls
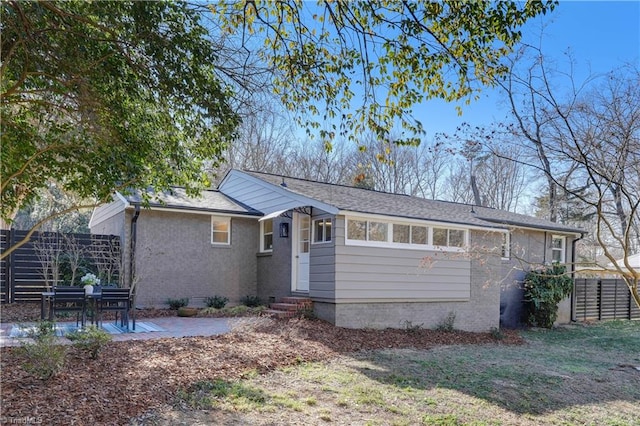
[523,264,573,328]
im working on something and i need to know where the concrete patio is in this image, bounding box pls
[0,316,251,347]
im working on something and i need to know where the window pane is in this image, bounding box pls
[325,220,332,241]
[393,224,410,243]
[262,220,273,251]
[449,230,465,247]
[212,232,228,243]
[212,221,228,232]
[411,226,427,244]
[501,233,510,258]
[368,222,388,242]
[347,220,366,240]
[211,219,229,244]
[552,237,563,249]
[314,220,324,242]
[264,234,273,250]
[433,228,447,246]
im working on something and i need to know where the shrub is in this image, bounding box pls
[240,295,261,308]
[434,311,456,332]
[204,295,229,309]
[19,321,67,380]
[490,327,504,340]
[67,326,112,359]
[167,297,189,310]
[524,263,573,328]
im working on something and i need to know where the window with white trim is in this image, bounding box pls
[345,217,466,250]
[313,218,332,243]
[551,235,565,263]
[392,224,427,245]
[501,232,510,259]
[211,217,230,245]
[261,220,273,252]
[368,221,388,242]
[433,227,465,248]
[347,219,367,240]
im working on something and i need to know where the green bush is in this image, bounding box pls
[167,297,189,310]
[204,295,229,309]
[19,321,67,380]
[524,263,573,328]
[67,326,112,359]
[434,311,456,332]
[240,295,261,308]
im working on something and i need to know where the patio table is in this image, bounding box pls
[40,291,102,324]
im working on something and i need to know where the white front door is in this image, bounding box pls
[295,213,310,292]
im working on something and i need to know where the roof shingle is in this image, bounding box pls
[242,171,583,234]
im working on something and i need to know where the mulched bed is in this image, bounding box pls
[1,304,524,425]
[0,302,177,324]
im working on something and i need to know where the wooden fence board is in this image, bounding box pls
[574,278,639,321]
[0,229,120,303]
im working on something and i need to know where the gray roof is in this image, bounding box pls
[124,188,261,216]
[242,171,583,234]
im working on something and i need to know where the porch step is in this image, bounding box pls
[270,303,299,312]
[281,296,313,308]
[263,297,313,319]
[262,309,296,319]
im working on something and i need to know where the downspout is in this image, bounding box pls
[127,204,141,330]
[570,233,585,322]
[129,204,140,296]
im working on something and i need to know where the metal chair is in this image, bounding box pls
[97,288,131,332]
[52,286,87,326]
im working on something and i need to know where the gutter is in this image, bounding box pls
[570,232,585,322]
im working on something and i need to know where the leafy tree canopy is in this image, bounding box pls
[1,0,240,225]
[211,0,556,147]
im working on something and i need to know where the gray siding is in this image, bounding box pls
[309,213,336,300]
[221,172,304,213]
[313,226,503,332]
[332,216,471,301]
[89,197,127,230]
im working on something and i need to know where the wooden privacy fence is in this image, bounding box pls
[574,278,640,321]
[0,230,120,303]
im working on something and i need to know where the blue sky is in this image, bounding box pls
[418,0,640,138]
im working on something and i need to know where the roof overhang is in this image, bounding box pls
[337,210,509,233]
[124,203,261,218]
[221,170,340,219]
[476,217,584,237]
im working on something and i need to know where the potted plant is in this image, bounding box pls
[80,273,101,294]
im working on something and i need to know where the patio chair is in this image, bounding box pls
[52,286,87,327]
[97,288,131,332]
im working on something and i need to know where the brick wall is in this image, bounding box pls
[132,210,258,308]
[256,217,293,304]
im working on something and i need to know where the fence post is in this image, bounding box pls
[597,279,603,321]
[8,229,15,303]
[628,280,633,320]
